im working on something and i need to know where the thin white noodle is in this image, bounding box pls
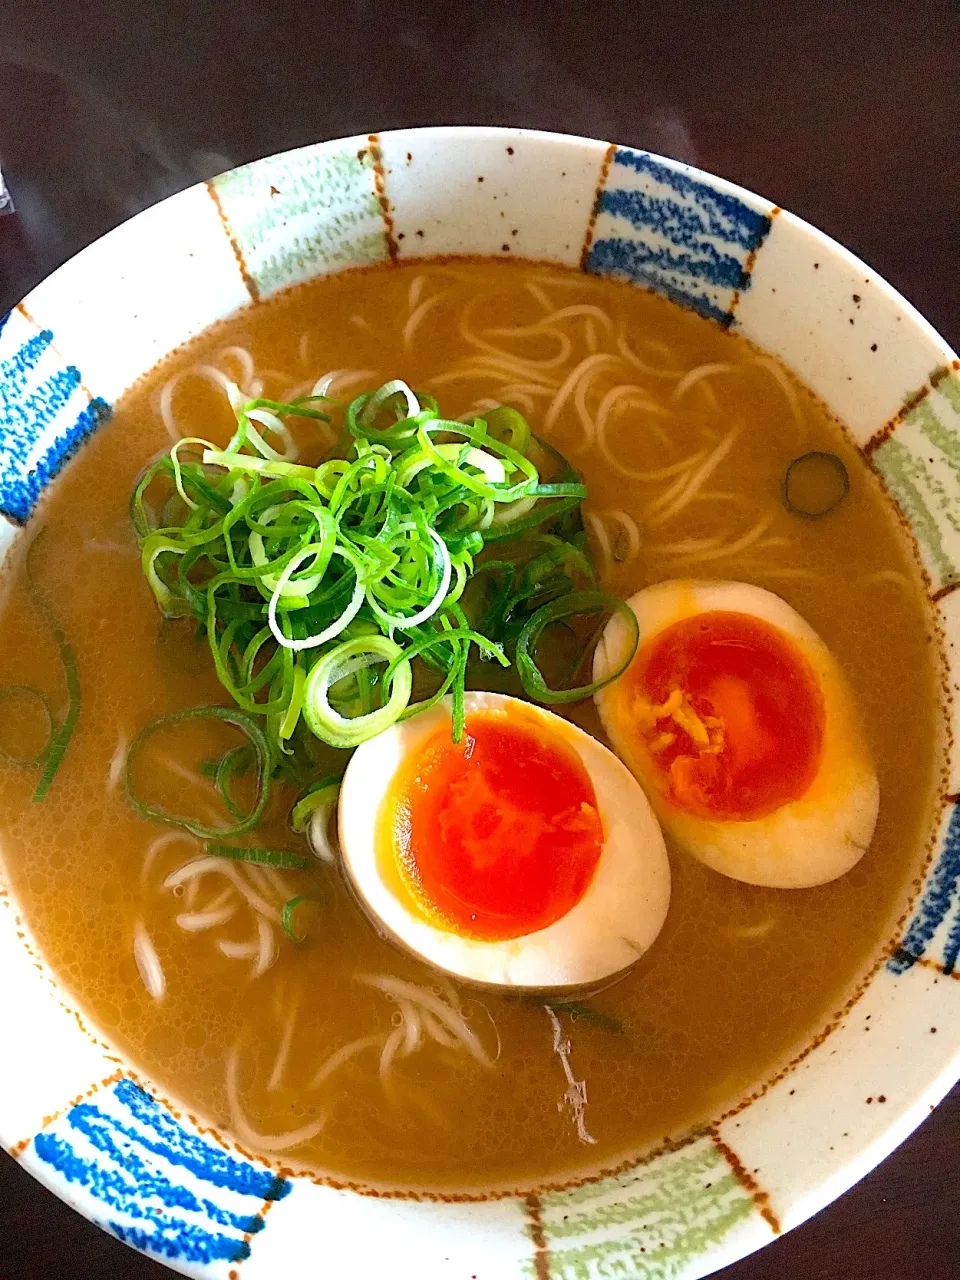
[752,355,804,428]
[696,489,748,506]
[596,392,706,478]
[487,304,616,338]
[544,354,621,435]
[107,734,129,792]
[403,293,445,351]
[133,923,165,1001]
[408,274,426,311]
[164,858,281,923]
[246,408,298,460]
[730,919,776,940]
[217,345,256,390]
[590,509,641,568]
[429,360,559,390]
[862,569,913,590]
[525,282,554,312]
[218,938,259,960]
[645,464,707,522]
[398,1000,422,1057]
[309,1034,383,1089]
[650,533,729,556]
[465,1000,503,1064]
[666,515,775,565]
[459,299,573,370]
[225,1045,326,1152]
[159,365,236,443]
[672,361,734,401]
[243,864,277,898]
[142,832,200,888]
[569,361,605,452]
[646,431,739,526]
[379,1024,406,1078]
[357,975,490,1066]
[175,904,235,933]
[267,993,301,1092]
[436,974,463,1014]
[497,382,555,400]
[616,330,687,379]
[420,1009,459,1048]
[278,378,313,401]
[82,537,138,556]
[462,398,503,421]
[252,916,278,980]
[595,385,671,455]
[200,886,234,913]
[259,865,293,899]
[586,514,613,578]
[312,368,377,399]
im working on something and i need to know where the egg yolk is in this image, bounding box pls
[382,710,604,941]
[628,610,825,821]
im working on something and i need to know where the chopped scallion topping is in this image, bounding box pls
[131,380,636,757]
[281,894,314,942]
[206,844,312,870]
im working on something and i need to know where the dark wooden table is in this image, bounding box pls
[1,0,958,1275]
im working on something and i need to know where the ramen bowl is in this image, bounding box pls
[1,126,958,1280]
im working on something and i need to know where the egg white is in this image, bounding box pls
[593,580,880,889]
[335,691,671,989]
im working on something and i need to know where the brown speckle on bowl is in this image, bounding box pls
[477,176,484,183]
[507,146,514,155]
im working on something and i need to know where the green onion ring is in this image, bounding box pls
[302,636,412,748]
[516,590,639,704]
[124,706,271,837]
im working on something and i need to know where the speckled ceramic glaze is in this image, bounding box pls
[1,127,958,1280]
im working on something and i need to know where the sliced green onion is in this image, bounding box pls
[303,636,412,749]
[124,706,271,837]
[281,894,314,942]
[291,775,342,836]
[517,591,639,704]
[24,537,81,801]
[206,844,312,870]
[131,382,619,759]
[784,451,850,518]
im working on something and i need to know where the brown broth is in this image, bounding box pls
[0,261,942,1191]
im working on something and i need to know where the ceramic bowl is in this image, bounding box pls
[1,126,958,1280]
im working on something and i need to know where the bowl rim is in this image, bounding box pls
[1,122,958,1280]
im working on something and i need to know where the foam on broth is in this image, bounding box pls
[0,261,942,1190]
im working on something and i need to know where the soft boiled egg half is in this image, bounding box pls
[593,580,879,888]
[335,691,671,989]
